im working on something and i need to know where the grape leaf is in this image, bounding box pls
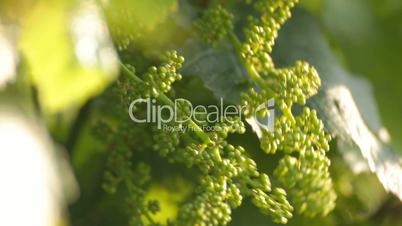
[19,1,118,113]
[320,0,402,153]
[102,0,178,31]
[181,40,247,103]
[101,0,178,50]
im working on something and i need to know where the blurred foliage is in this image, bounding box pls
[19,1,117,113]
[101,0,179,50]
[307,0,402,151]
[145,178,193,223]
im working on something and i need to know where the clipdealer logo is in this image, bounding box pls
[128,98,275,131]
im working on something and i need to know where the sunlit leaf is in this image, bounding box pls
[145,178,192,223]
[101,0,178,50]
[19,1,118,113]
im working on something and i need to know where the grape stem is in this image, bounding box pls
[228,32,264,85]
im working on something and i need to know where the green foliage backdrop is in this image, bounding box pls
[1,0,402,226]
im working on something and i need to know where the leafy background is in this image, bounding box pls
[1,0,402,225]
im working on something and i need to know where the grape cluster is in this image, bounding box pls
[173,118,294,224]
[177,176,234,226]
[101,137,159,225]
[241,0,298,69]
[151,125,180,157]
[261,108,331,154]
[274,152,336,217]
[194,0,336,220]
[98,48,297,225]
[193,5,233,45]
[115,64,141,104]
[92,98,161,225]
[120,51,183,99]
[240,87,271,118]
[251,187,293,224]
[241,17,276,70]
[261,108,336,216]
[142,51,184,97]
[264,61,321,110]
[97,0,336,224]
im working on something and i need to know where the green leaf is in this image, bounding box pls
[105,0,177,30]
[19,2,118,113]
[181,41,247,103]
[320,0,402,152]
[101,0,178,50]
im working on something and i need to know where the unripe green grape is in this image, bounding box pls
[194,5,233,45]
